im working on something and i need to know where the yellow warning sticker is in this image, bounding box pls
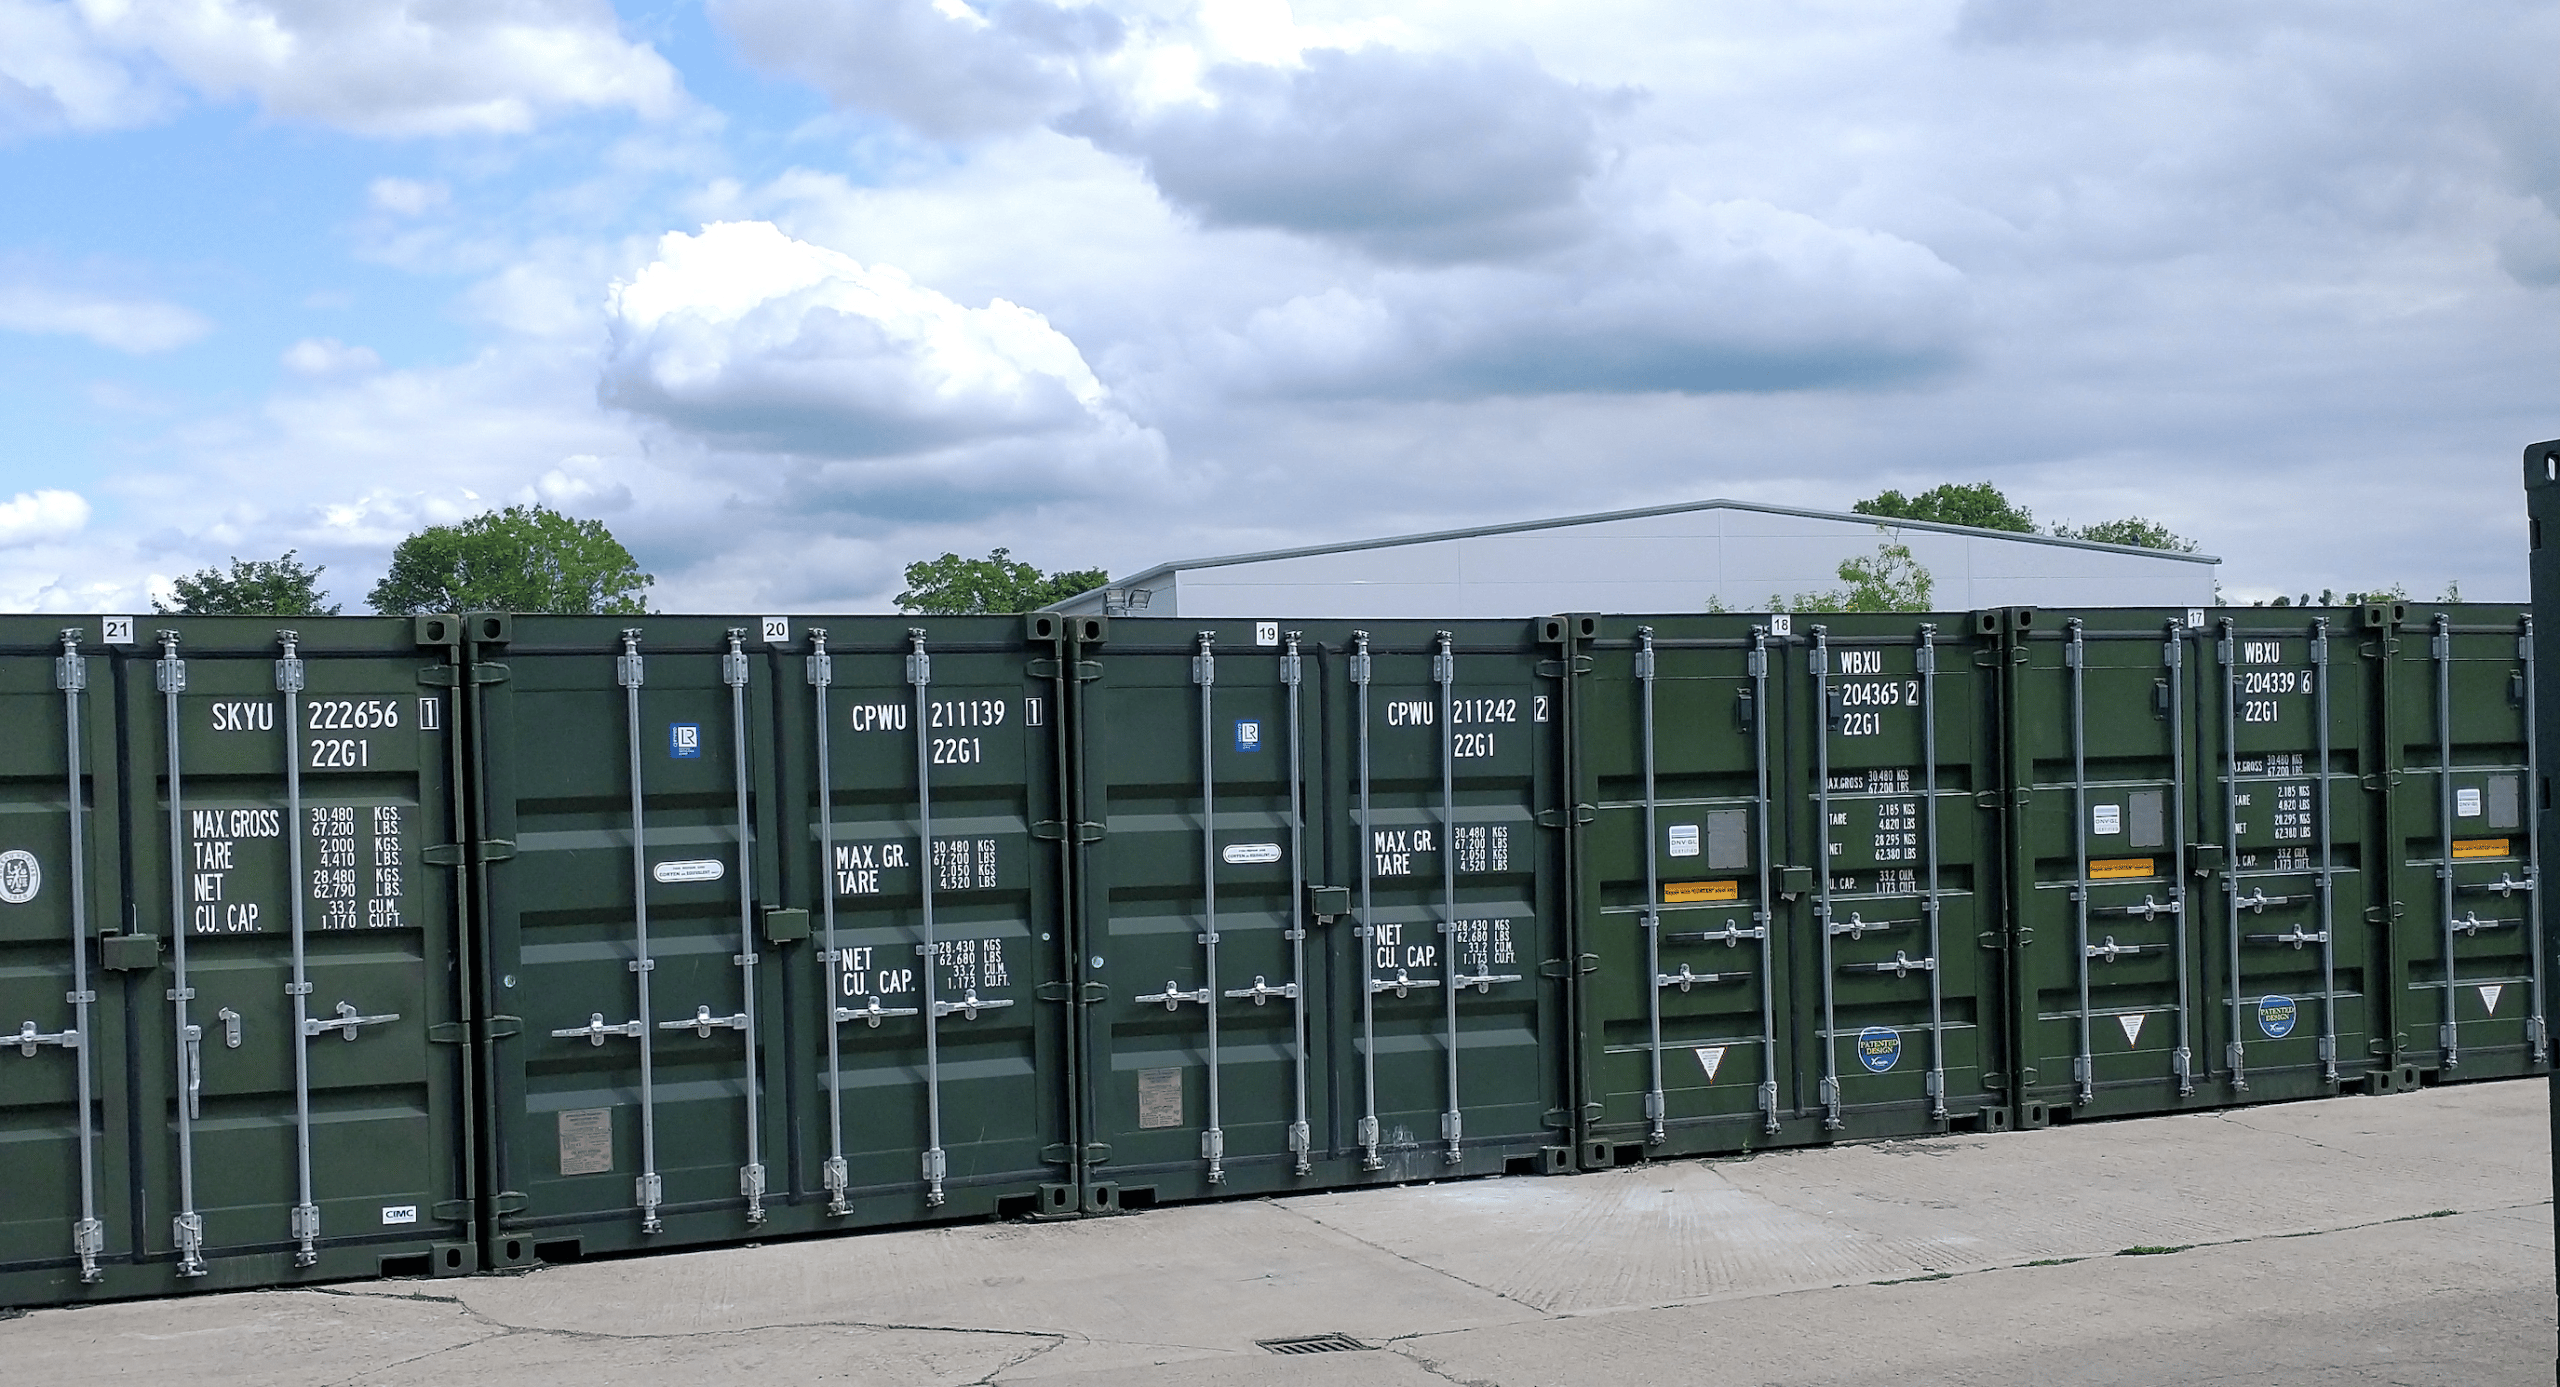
[2452,838,2512,860]
[2087,858,2156,880]
[1664,880,1741,904]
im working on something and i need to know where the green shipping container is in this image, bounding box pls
[466,614,1078,1270]
[1566,611,2011,1167]
[2378,603,2545,1082]
[1065,618,1575,1210]
[0,616,475,1308]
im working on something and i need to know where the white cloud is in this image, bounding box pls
[280,336,381,375]
[710,0,1121,140]
[0,490,91,546]
[73,0,682,135]
[600,221,1157,468]
[368,176,448,215]
[0,0,174,134]
[0,283,210,352]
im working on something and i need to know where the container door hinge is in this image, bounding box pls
[484,1015,522,1038]
[1542,1109,1574,1129]
[2364,903,2406,923]
[1083,1143,1113,1163]
[479,839,517,862]
[1536,656,1593,677]
[492,1192,530,1216]
[1036,981,1070,1002]
[1541,958,1572,978]
[1041,1143,1073,1164]
[2361,772,2400,792]
[1076,822,1106,842]
[1074,661,1104,681]
[1032,821,1065,841]
[432,1200,470,1222]
[425,839,515,867]
[1026,658,1061,679]
[417,666,461,688]
[471,663,512,685]
[1080,982,1112,1003]
[428,1022,469,1045]
[1581,1102,1605,1120]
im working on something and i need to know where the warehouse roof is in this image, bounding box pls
[1050,496,2217,611]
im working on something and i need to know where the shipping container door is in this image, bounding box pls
[0,627,121,1300]
[125,621,467,1292]
[2195,614,2380,1101]
[784,621,1069,1222]
[2387,607,2545,1081]
[1332,626,1567,1180]
[1074,622,1328,1206]
[480,623,775,1254]
[1570,618,1793,1165]
[1789,616,2004,1137]
[2006,612,2210,1123]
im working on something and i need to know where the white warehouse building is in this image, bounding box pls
[1050,498,2219,620]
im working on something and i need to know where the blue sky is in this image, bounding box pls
[0,0,2551,611]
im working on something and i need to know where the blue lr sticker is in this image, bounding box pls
[669,723,702,759]
[2257,994,2297,1039]
[1855,1026,1902,1074]
[1234,719,1262,753]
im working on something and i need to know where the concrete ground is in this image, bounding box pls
[6,1082,2552,1386]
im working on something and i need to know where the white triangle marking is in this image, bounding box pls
[1694,1046,1727,1081]
[2117,1013,2146,1047]
[2479,984,2503,1016]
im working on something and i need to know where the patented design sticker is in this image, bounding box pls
[652,858,725,884]
[1221,842,1282,865]
[1855,1026,1901,1073]
[0,850,38,904]
[2257,994,2298,1039]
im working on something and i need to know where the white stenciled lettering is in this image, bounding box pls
[1836,649,1885,675]
[929,698,1007,729]
[2242,640,2284,664]
[1450,698,1518,724]
[210,700,274,732]
[1387,700,1436,727]
[848,703,908,732]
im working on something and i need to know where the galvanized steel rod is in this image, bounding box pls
[2312,619,2339,1085]
[1919,625,1947,1121]
[2436,614,2461,1069]
[1284,633,1311,1174]
[2523,615,2548,1061]
[1751,628,1780,1134]
[809,630,850,1215]
[1812,626,1842,1130]
[2166,621,2195,1096]
[57,631,101,1282]
[1353,631,1381,1171]
[725,632,766,1225]
[277,632,320,1266]
[2069,621,2094,1108]
[1638,628,1665,1145]
[908,630,948,1206]
[620,630,663,1233]
[2219,619,2246,1092]
[1195,632,1224,1185]
[159,631,206,1276]
[1436,632,1462,1164]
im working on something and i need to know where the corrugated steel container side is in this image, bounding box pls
[1565,610,2013,1167]
[2380,603,2548,1083]
[466,613,1077,1270]
[1065,616,1576,1211]
[0,615,475,1308]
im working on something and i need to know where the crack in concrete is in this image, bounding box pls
[1266,1201,1556,1318]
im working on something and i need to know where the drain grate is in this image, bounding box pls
[1257,1333,1372,1356]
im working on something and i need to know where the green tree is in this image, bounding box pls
[368,505,652,615]
[155,551,341,616]
[1770,533,1937,613]
[1851,482,2035,533]
[896,549,1108,615]
[2052,516,2200,552]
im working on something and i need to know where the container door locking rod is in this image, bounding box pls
[1351,631,1382,1171]
[1917,625,1947,1122]
[1435,632,1464,1165]
[2069,622,2095,1106]
[54,630,102,1282]
[807,630,854,1215]
[722,631,766,1225]
[1810,627,1843,1130]
[2312,619,2340,1085]
[2216,618,2247,1093]
[1638,628,1666,1146]
[620,631,664,1232]
[1281,634,1312,1174]
[1194,632,1226,1185]
[2523,616,2548,1061]
[277,632,323,1266]
[2165,620,2196,1095]
[1750,627,1780,1133]
[159,632,207,1276]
